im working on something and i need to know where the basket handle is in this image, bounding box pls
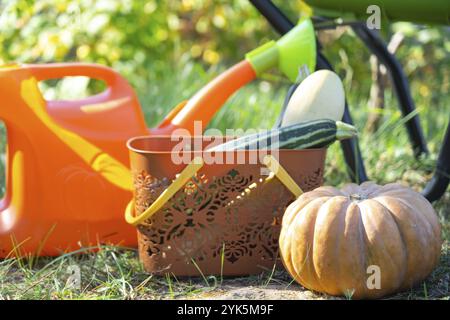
[262,155,303,198]
[125,155,303,226]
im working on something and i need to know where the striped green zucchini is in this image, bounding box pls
[208,120,357,151]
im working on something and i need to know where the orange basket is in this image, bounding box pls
[125,136,326,276]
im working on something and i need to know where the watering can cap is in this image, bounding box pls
[245,18,316,83]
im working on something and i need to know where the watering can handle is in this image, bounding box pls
[23,63,146,129]
[26,63,128,86]
[125,155,303,226]
[25,63,136,104]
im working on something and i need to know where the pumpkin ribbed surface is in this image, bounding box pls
[279,182,442,299]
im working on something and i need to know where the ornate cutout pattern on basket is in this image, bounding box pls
[134,166,323,274]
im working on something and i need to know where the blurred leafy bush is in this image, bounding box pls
[0,0,448,123]
[0,0,294,87]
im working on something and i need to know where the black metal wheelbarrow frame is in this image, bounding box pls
[250,0,449,202]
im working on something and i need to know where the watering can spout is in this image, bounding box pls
[157,18,316,134]
[161,60,257,134]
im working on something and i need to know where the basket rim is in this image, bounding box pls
[127,135,327,155]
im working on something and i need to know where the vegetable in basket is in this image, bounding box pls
[279,70,346,126]
[208,119,357,151]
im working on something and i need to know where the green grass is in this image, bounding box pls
[0,59,448,300]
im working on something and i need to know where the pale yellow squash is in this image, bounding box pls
[281,70,345,126]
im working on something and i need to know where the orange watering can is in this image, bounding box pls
[0,18,315,257]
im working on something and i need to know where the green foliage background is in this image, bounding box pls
[1,0,284,88]
[1,0,447,106]
[0,0,449,169]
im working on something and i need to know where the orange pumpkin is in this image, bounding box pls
[279,182,442,299]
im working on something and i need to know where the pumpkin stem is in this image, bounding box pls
[349,193,365,201]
